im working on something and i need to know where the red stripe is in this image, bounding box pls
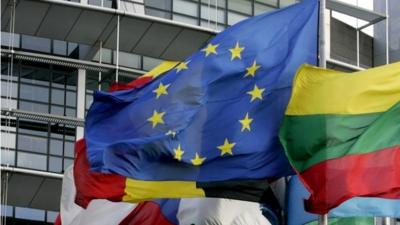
[118,202,175,225]
[301,145,400,214]
[108,76,154,92]
[74,139,126,208]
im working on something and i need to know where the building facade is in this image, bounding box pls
[0,0,398,224]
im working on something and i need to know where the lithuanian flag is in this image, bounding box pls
[280,62,400,214]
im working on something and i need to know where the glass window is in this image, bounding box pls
[20,66,50,86]
[1,98,18,109]
[64,141,74,157]
[21,35,51,53]
[1,132,16,149]
[143,56,163,71]
[114,51,141,69]
[64,158,74,171]
[1,32,20,48]
[17,152,47,171]
[50,139,63,156]
[20,84,49,103]
[200,0,226,8]
[201,5,226,24]
[51,105,64,115]
[280,0,297,7]
[254,3,274,15]
[18,134,47,153]
[228,0,252,15]
[66,108,76,117]
[145,0,172,10]
[173,0,198,16]
[51,89,65,104]
[256,0,277,6]
[1,149,16,166]
[1,81,18,98]
[68,43,79,58]
[228,11,248,25]
[0,205,13,217]
[49,156,62,173]
[86,94,93,110]
[53,40,67,56]
[200,20,226,31]
[145,8,172,19]
[19,101,49,113]
[15,207,45,221]
[66,91,76,107]
[173,14,198,25]
[47,211,59,223]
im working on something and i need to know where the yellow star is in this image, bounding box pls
[229,42,245,60]
[165,130,177,138]
[217,138,236,156]
[239,113,253,132]
[191,153,206,166]
[201,43,219,57]
[244,61,261,78]
[247,85,265,102]
[153,82,170,99]
[173,144,184,161]
[175,61,189,73]
[147,110,166,128]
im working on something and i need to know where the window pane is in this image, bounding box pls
[115,51,141,68]
[50,139,63,156]
[51,105,64,116]
[1,132,16,149]
[145,8,172,19]
[173,0,198,16]
[51,89,65,105]
[1,32,20,48]
[66,91,76,107]
[20,84,49,103]
[53,40,67,56]
[1,149,16,166]
[228,0,252,15]
[200,0,226,8]
[64,141,74,157]
[63,158,74,170]
[86,94,93,110]
[19,101,49,113]
[173,14,198,25]
[254,3,275,15]
[228,11,248,25]
[145,0,171,10]
[143,56,163,71]
[20,66,50,86]
[280,0,297,7]
[49,156,62,173]
[15,207,45,221]
[256,0,277,6]
[18,134,47,153]
[17,152,47,170]
[1,81,18,98]
[47,211,59,223]
[201,5,226,23]
[66,108,76,117]
[21,35,51,53]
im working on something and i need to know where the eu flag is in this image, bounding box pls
[85,0,318,202]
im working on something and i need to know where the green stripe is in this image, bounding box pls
[305,217,374,225]
[280,101,400,172]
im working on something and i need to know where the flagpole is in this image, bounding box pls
[318,0,328,223]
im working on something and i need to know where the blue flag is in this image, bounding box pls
[287,175,400,225]
[85,0,318,201]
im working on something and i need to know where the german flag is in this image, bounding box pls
[280,63,400,214]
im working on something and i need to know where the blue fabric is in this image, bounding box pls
[286,175,400,225]
[85,0,318,181]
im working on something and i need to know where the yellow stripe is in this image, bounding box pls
[142,61,179,79]
[122,179,205,202]
[286,63,400,115]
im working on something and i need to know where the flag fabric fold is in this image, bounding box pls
[84,0,318,202]
[280,63,400,214]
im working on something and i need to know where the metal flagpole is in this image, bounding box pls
[318,0,328,223]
